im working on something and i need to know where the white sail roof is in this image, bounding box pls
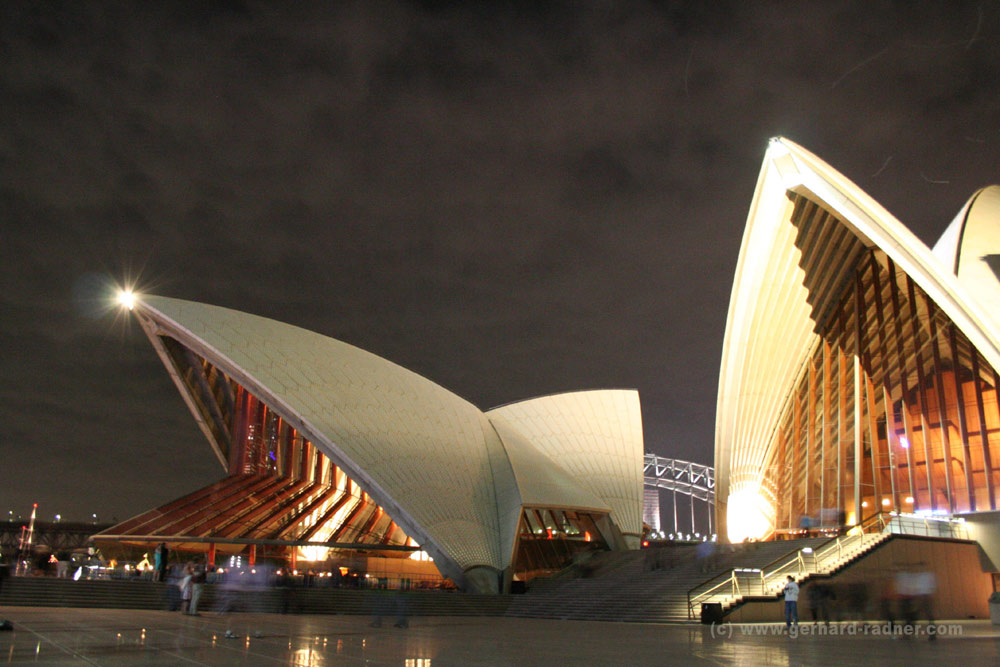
[715,138,1000,541]
[132,295,640,589]
[487,389,645,543]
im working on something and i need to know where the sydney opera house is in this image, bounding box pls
[96,136,1000,600]
[96,294,644,593]
[716,137,1000,555]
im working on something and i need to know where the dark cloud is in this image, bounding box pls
[1,0,999,520]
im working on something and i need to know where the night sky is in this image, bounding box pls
[2,1,998,523]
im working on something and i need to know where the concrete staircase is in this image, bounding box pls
[504,538,829,623]
[687,531,893,619]
[0,577,166,610]
[0,534,896,624]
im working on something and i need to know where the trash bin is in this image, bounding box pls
[989,592,1000,625]
[701,602,724,625]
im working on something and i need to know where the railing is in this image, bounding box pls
[686,512,899,619]
[877,512,970,540]
[686,511,974,619]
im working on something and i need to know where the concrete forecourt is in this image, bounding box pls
[1,607,998,665]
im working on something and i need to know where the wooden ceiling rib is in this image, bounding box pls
[97,341,413,554]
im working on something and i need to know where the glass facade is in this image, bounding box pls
[514,508,607,581]
[765,195,1000,534]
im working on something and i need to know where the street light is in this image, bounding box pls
[117,289,136,310]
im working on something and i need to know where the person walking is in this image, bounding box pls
[179,563,193,614]
[153,543,169,583]
[807,582,834,625]
[152,544,162,582]
[783,575,800,629]
[187,560,206,615]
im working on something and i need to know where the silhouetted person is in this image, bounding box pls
[696,540,717,573]
[153,543,168,583]
[879,571,899,633]
[188,560,206,615]
[807,582,834,625]
[896,563,937,640]
[179,563,193,613]
[370,583,409,629]
[165,563,182,611]
[911,564,936,640]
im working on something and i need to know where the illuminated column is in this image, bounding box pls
[207,543,216,567]
[853,354,863,524]
[853,271,866,525]
[249,544,256,567]
[928,304,956,514]
[672,489,678,534]
[971,353,997,510]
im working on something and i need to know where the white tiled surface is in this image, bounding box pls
[936,186,1000,339]
[715,138,1000,541]
[487,415,610,513]
[486,390,645,538]
[141,296,516,580]
[136,297,647,582]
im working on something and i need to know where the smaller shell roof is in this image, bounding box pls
[933,185,1000,338]
[486,389,644,541]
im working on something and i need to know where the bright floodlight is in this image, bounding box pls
[118,289,136,310]
[726,485,774,543]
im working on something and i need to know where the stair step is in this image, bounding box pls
[0,535,892,624]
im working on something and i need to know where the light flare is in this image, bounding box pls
[726,484,775,543]
[117,289,136,310]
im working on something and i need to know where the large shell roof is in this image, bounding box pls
[134,295,639,586]
[715,137,1000,537]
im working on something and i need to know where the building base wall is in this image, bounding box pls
[725,536,993,623]
[962,511,1000,571]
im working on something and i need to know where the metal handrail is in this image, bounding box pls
[686,548,811,619]
[879,512,970,540]
[686,512,896,619]
[685,509,975,619]
[685,570,739,615]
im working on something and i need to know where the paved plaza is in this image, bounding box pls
[0,608,998,665]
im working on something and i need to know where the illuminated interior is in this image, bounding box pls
[513,507,608,581]
[101,335,614,580]
[100,337,414,562]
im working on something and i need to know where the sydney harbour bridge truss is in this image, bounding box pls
[643,454,715,537]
